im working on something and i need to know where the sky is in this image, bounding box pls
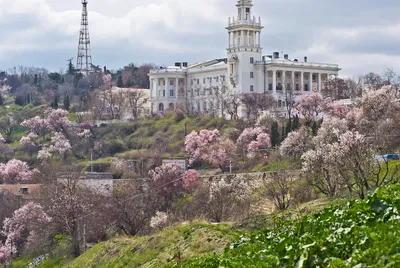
[1,0,400,77]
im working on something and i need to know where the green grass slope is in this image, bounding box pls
[168,182,400,267]
[66,222,239,268]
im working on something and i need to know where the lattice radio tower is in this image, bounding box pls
[76,0,92,74]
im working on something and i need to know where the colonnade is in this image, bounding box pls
[266,70,331,93]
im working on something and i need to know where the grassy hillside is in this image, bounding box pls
[26,182,396,268]
[68,223,238,268]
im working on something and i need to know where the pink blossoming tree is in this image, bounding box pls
[149,164,199,210]
[0,159,37,184]
[236,127,271,158]
[280,126,311,158]
[185,129,235,172]
[294,92,325,120]
[0,202,51,263]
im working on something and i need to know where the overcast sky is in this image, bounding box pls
[1,0,400,77]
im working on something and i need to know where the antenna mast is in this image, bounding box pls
[76,0,92,75]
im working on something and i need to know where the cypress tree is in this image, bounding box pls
[281,125,286,144]
[117,75,123,88]
[64,95,70,110]
[271,121,280,147]
[292,115,300,130]
[312,121,318,136]
[285,119,292,136]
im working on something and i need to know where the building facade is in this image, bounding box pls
[148,0,341,116]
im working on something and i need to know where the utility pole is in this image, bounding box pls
[83,222,87,252]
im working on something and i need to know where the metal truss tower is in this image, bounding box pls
[76,0,92,74]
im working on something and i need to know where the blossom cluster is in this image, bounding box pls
[0,159,37,184]
[0,203,51,263]
[237,127,271,158]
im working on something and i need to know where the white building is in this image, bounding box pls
[148,0,341,116]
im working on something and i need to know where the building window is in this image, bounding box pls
[163,80,166,86]
[216,76,219,82]
[286,83,290,90]
[250,72,254,78]
[296,84,299,90]
[163,90,165,97]
[277,72,281,78]
[170,80,174,86]
[278,100,282,107]
[250,57,254,64]
[203,78,206,84]
[250,85,254,92]
[313,74,316,81]
[246,7,250,13]
[305,84,309,91]
[20,188,28,194]
[277,83,282,90]
[269,83,273,90]
[197,79,199,84]
[170,90,174,97]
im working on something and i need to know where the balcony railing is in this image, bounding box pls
[149,67,187,74]
[263,59,339,69]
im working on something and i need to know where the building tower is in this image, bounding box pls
[227,0,263,93]
[76,0,92,74]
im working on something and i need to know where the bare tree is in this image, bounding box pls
[124,88,148,119]
[363,72,383,91]
[111,180,156,236]
[323,77,349,100]
[263,171,294,211]
[241,93,276,121]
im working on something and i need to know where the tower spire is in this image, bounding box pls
[77,0,92,75]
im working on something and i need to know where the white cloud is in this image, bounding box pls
[0,0,400,76]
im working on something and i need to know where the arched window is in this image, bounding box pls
[159,103,164,112]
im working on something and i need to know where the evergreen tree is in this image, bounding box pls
[64,95,70,110]
[292,115,300,130]
[67,60,76,75]
[312,121,318,136]
[52,95,59,108]
[281,125,286,145]
[117,75,123,88]
[285,119,292,136]
[34,74,38,85]
[270,121,280,147]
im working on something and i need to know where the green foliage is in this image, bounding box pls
[116,75,123,88]
[292,115,300,130]
[67,223,238,268]
[170,183,400,267]
[285,119,292,136]
[63,95,70,110]
[270,121,280,147]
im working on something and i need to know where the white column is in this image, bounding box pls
[258,31,261,47]
[291,71,295,90]
[282,71,286,92]
[325,73,329,88]
[150,79,153,113]
[309,72,313,92]
[265,70,269,93]
[272,70,277,94]
[155,78,159,112]
[300,72,304,91]
[164,78,168,97]
[318,73,321,93]
[254,31,256,47]
[232,31,236,47]
[175,78,179,99]
[247,31,250,47]
[228,32,231,48]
